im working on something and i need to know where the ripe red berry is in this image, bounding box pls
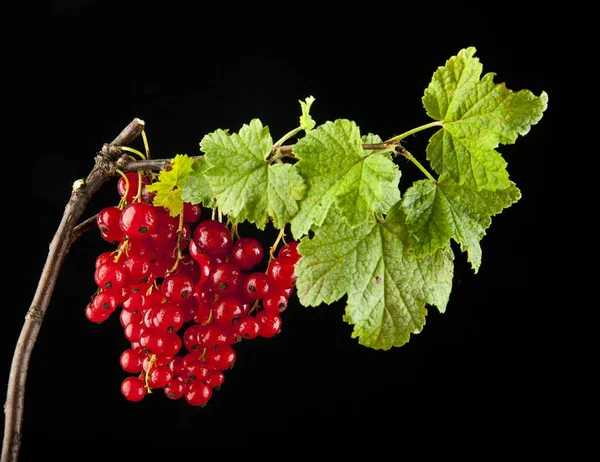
[263,290,289,314]
[120,348,144,374]
[266,256,297,291]
[97,206,125,242]
[183,202,202,223]
[212,297,245,326]
[229,237,264,270]
[85,302,111,323]
[148,364,174,389]
[256,311,282,338]
[209,263,242,297]
[278,241,301,262]
[240,272,271,301]
[161,273,195,303]
[192,219,232,256]
[94,261,126,291]
[121,376,147,402]
[164,377,186,400]
[205,344,236,370]
[233,316,261,340]
[185,382,212,406]
[119,202,158,239]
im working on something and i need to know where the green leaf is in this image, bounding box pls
[401,177,521,272]
[290,119,400,238]
[422,46,548,191]
[199,119,305,228]
[181,157,217,209]
[296,205,454,350]
[145,154,194,216]
[299,96,316,132]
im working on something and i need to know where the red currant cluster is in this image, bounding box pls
[87,171,300,406]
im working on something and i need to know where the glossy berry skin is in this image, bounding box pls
[196,324,229,349]
[262,290,289,314]
[97,207,125,242]
[212,297,245,326]
[185,382,212,406]
[229,237,264,270]
[92,290,119,314]
[192,220,232,256]
[148,364,174,389]
[161,273,195,303]
[119,202,158,239]
[233,316,261,340]
[205,370,225,389]
[240,272,271,301]
[209,263,242,297]
[182,202,202,223]
[164,377,186,400]
[121,376,147,402]
[120,348,144,373]
[94,262,126,291]
[205,344,236,371]
[278,241,301,262]
[267,256,297,290]
[256,311,282,338]
[85,303,111,323]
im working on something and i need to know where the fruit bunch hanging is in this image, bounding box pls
[89,170,301,406]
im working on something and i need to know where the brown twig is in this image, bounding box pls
[1,118,146,462]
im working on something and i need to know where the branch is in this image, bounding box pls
[120,141,405,172]
[2,118,146,462]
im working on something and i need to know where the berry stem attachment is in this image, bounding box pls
[269,228,286,261]
[143,354,157,393]
[167,212,186,275]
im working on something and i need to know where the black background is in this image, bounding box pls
[5,2,561,460]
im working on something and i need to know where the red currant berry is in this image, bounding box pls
[229,237,264,270]
[212,297,245,327]
[183,202,202,223]
[119,202,158,239]
[209,263,242,297]
[278,241,301,262]
[192,219,232,256]
[205,370,225,389]
[263,290,289,314]
[92,290,119,314]
[162,273,195,302]
[121,376,147,402]
[185,382,212,406]
[148,364,174,389]
[196,323,229,349]
[266,256,297,290]
[120,348,144,374]
[85,303,111,323]
[164,377,186,400]
[240,272,271,301]
[256,311,282,338]
[205,344,236,370]
[94,261,126,291]
[97,206,125,242]
[233,316,261,340]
